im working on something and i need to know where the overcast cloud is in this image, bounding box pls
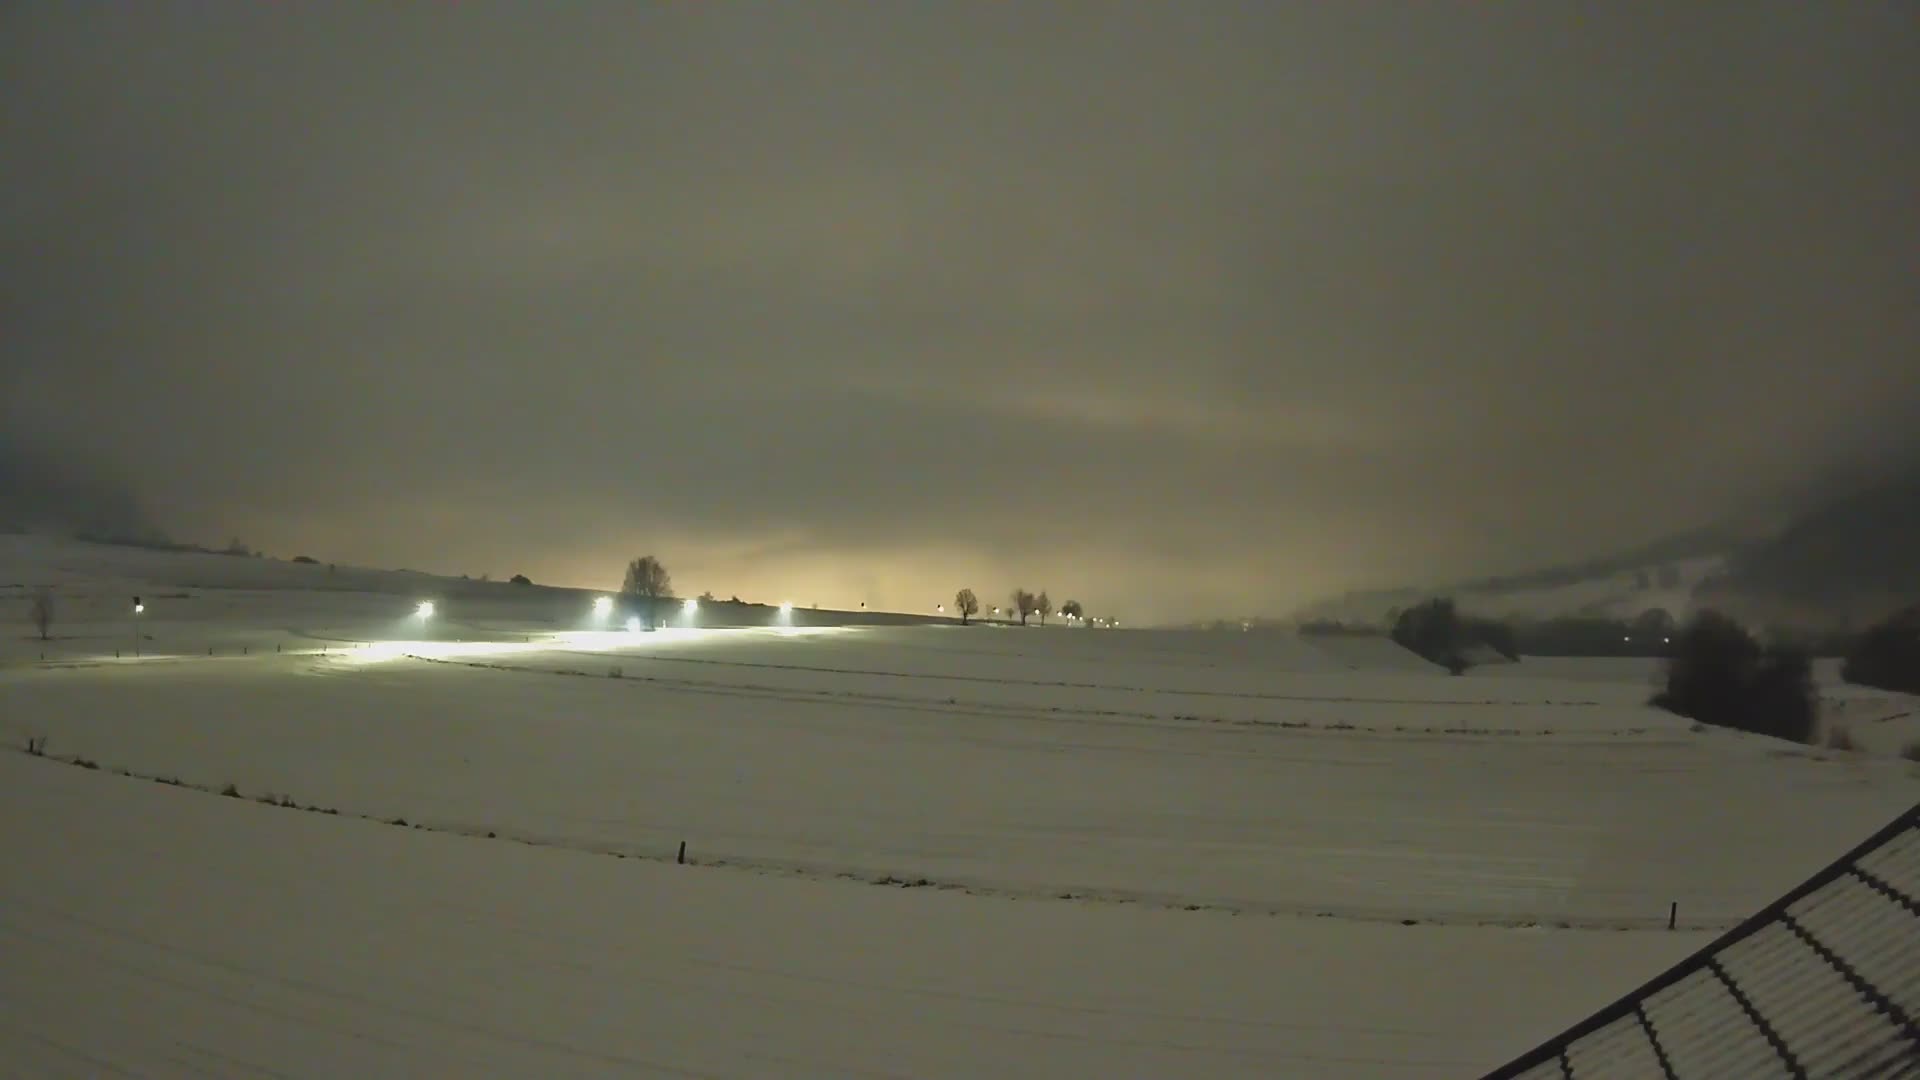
[4,4,1915,621]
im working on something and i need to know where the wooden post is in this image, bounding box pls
[1668,901,1677,930]
[677,841,686,865]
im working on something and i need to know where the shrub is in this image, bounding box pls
[1652,610,1816,744]
[29,588,54,641]
[291,555,319,565]
[1392,598,1466,670]
[221,783,241,798]
[509,573,532,586]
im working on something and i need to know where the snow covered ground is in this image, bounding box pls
[2,535,1915,1076]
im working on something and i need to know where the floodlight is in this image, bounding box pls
[779,601,794,614]
[416,601,435,618]
[626,616,641,632]
[592,596,612,615]
[683,598,698,614]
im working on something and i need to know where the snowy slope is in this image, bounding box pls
[2,535,1915,1076]
[0,752,1707,1079]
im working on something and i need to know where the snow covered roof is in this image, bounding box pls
[1484,803,1920,1079]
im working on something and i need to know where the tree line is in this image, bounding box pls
[615,556,1097,629]
[953,587,1090,627]
[1380,595,1920,747]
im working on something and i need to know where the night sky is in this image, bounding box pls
[5,5,1915,621]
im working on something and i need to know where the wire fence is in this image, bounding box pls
[1482,803,1920,1079]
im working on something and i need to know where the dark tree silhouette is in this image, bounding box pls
[1010,588,1037,626]
[1036,591,1053,626]
[1061,599,1085,623]
[954,588,980,625]
[1652,610,1816,743]
[29,589,53,641]
[623,556,673,629]
[1392,597,1468,673]
[509,573,532,586]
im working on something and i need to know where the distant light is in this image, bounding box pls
[1664,636,1671,643]
[626,615,641,632]
[416,601,435,618]
[683,597,699,614]
[133,603,145,614]
[592,596,612,615]
[778,601,793,614]
[936,604,944,612]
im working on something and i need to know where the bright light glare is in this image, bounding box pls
[778,601,793,614]
[133,603,145,614]
[592,596,612,615]
[416,601,435,618]
[683,598,698,614]
[626,616,641,632]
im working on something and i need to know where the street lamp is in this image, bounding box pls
[592,596,612,618]
[132,596,143,657]
[416,600,435,618]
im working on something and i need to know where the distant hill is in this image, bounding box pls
[0,432,157,541]
[1289,467,1920,631]
[1699,466,1920,626]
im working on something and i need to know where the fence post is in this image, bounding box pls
[1669,901,1677,930]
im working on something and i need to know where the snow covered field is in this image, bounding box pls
[3,535,1915,1077]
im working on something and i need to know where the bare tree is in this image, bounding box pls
[1036,591,1053,626]
[1061,599,1084,624]
[1010,588,1037,626]
[29,589,53,641]
[954,588,980,625]
[622,556,673,629]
